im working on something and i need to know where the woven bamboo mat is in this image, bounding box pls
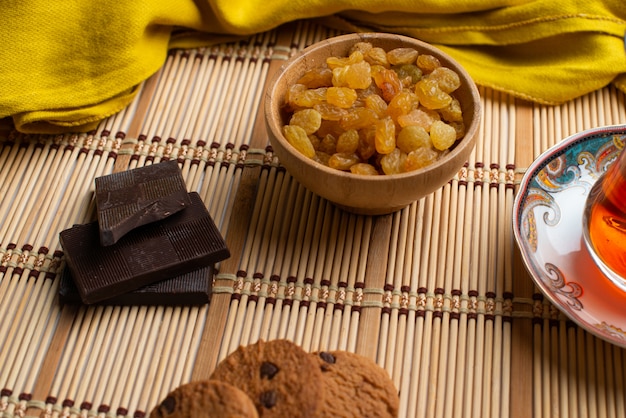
[1,20,625,418]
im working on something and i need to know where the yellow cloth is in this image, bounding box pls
[1,0,625,133]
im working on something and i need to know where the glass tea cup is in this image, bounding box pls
[582,145,626,292]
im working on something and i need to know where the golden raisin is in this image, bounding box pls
[314,151,331,166]
[327,50,364,69]
[357,127,377,160]
[396,126,432,153]
[430,120,457,150]
[364,94,388,119]
[415,79,452,110]
[374,117,396,155]
[372,66,402,102]
[317,120,343,138]
[387,48,418,66]
[397,107,440,131]
[350,42,373,55]
[289,87,327,108]
[393,64,423,85]
[314,103,348,121]
[438,98,463,122]
[289,109,322,134]
[416,54,441,73]
[364,47,389,67]
[318,134,338,154]
[428,67,461,93]
[336,129,360,154]
[404,147,440,171]
[350,163,380,175]
[332,61,372,90]
[297,67,333,88]
[326,87,358,108]
[386,90,420,123]
[449,121,466,139]
[283,125,316,158]
[380,148,407,175]
[340,107,379,131]
[328,153,360,170]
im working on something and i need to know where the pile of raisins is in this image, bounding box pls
[282,42,466,175]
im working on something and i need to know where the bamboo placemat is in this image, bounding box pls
[0,20,625,418]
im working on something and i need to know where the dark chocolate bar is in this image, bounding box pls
[58,263,213,306]
[95,160,191,246]
[60,192,229,304]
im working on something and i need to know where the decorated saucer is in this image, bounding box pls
[513,124,626,348]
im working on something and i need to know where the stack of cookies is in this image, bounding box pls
[150,339,400,418]
[59,160,230,306]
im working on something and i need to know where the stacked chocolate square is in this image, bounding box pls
[59,160,230,305]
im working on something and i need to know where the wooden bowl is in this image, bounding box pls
[264,33,481,215]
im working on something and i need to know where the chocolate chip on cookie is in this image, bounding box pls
[149,380,258,418]
[312,350,400,418]
[210,339,324,417]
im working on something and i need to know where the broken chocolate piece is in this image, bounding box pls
[58,263,213,306]
[60,192,229,304]
[95,160,191,246]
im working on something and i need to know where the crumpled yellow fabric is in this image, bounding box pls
[1,0,625,133]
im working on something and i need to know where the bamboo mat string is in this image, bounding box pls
[300,202,336,353]
[391,204,418,387]
[275,188,314,341]
[237,168,285,346]
[499,93,516,418]
[292,198,329,348]
[221,164,275,354]
[430,183,452,418]
[320,208,350,350]
[470,93,493,418]
[381,209,405,385]
[255,176,298,342]
[379,208,401,373]
[348,215,371,353]
[266,181,307,341]
[437,181,461,418]
[329,212,358,350]
[413,191,438,418]
[315,207,348,351]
